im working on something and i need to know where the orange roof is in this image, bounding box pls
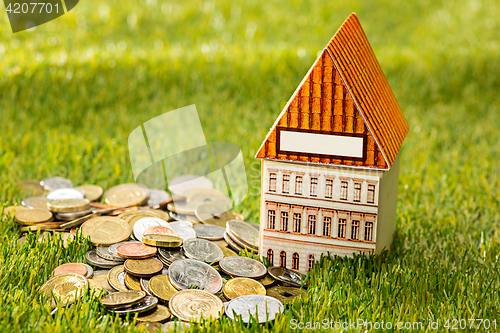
[256,13,408,170]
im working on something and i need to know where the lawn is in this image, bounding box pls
[1,0,500,331]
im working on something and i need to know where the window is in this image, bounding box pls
[364,222,373,241]
[293,213,301,233]
[269,173,277,192]
[292,253,299,270]
[280,251,287,268]
[282,174,290,193]
[367,184,375,203]
[323,217,332,236]
[295,176,303,195]
[351,220,360,240]
[310,177,318,197]
[340,181,348,200]
[280,212,289,231]
[308,215,316,235]
[338,218,347,238]
[267,249,274,264]
[308,254,315,269]
[354,183,361,202]
[325,179,333,198]
[267,210,276,229]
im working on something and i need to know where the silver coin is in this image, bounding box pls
[108,241,141,258]
[225,295,284,323]
[158,247,187,264]
[219,257,267,279]
[85,249,123,269]
[226,220,259,249]
[96,246,125,262]
[169,220,193,228]
[168,259,222,293]
[169,223,196,241]
[225,227,256,251]
[133,217,171,241]
[55,209,92,221]
[184,188,231,207]
[223,231,243,253]
[22,196,53,210]
[193,224,226,241]
[168,175,213,196]
[46,188,84,200]
[140,278,152,296]
[183,238,223,263]
[81,263,94,278]
[112,295,158,315]
[161,321,191,332]
[40,177,73,191]
[267,266,309,288]
[145,189,170,208]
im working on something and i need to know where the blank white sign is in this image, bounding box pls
[279,131,364,158]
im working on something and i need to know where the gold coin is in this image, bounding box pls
[195,203,235,227]
[89,270,114,292]
[15,209,53,225]
[124,273,142,291]
[258,274,275,287]
[48,199,90,213]
[99,290,146,308]
[142,234,183,248]
[104,184,149,207]
[81,216,131,246]
[266,285,307,304]
[169,289,224,322]
[107,265,128,291]
[137,208,172,221]
[124,258,163,278]
[148,275,178,302]
[20,221,65,232]
[222,278,266,300]
[40,272,88,306]
[137,304,171,323]
[2,206,30,221]
[76,185,103,202]
[233,213,245,221]
[22,196,53,210]
[218,245,238,257]
[18,180,46,196]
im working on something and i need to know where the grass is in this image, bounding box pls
[1,0,500,331]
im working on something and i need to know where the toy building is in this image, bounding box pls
[255,13,408,273]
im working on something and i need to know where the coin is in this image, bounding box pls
[267,266,309,288]
[168,259,222,293]
[47,188,84,200]
[143,226,179,237]
[40,272,87,306]
[99,290,146,308]
[96,246,125,262]
[75,185,103,202]
[169,220,193,228]
[107,265,129,291]
[15,209,53,225]
[2,206,29,221]
[81,216,131,246]
[133,217,172,241]
[184,188,231,207]
[116,242,157,259]
[258,274,275,287]
[137,304,171,322]
[168,289,223,322]
[193,224,226,241]
[233,213,245,222]
[22,197,52,210]
[267,286,307,304]
[168,223,196,241]
[223,231,243,253]
[48,198,90,213]
[81,263,94,278]
[124,258,163,278]
[142,234,183,248]
[226,220,259,249]
[124,273,142,290]
[86,250,123,269]
[55,209,92,221]
[53,263,88,277]
[219,257,267,279]
[137,208,172,221]
[183,238,224,263]
[148,275,178,302]
[104,183,149,207]
[136,322,162,333]
[40,177,73,191]
[20,221,65,232]
[89,270,114,292]
[145,189,170,209]
[166,202,199,215]
[158,248,187,264]
[168,175,213,196]
[108,241,141,258]
[18,180,46,196]
[112,295,158,315]
[225,295,284,323]
[161,321,191,332]
[218,246,239,258]
[195,203,235,227]
[222,278,266,300]
[140,278,152,295]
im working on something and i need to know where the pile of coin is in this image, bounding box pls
[7,175,310,329]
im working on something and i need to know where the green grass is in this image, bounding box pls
[1,0,500,331]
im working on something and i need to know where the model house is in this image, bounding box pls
[255,13,408,273]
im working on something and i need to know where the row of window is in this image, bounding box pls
[269,173,375,203]
[267,210,373,241]
[267,249,315,270]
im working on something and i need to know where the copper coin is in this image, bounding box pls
[143,226,178,237]
[53,263,88,277]
[116,242,157,259]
